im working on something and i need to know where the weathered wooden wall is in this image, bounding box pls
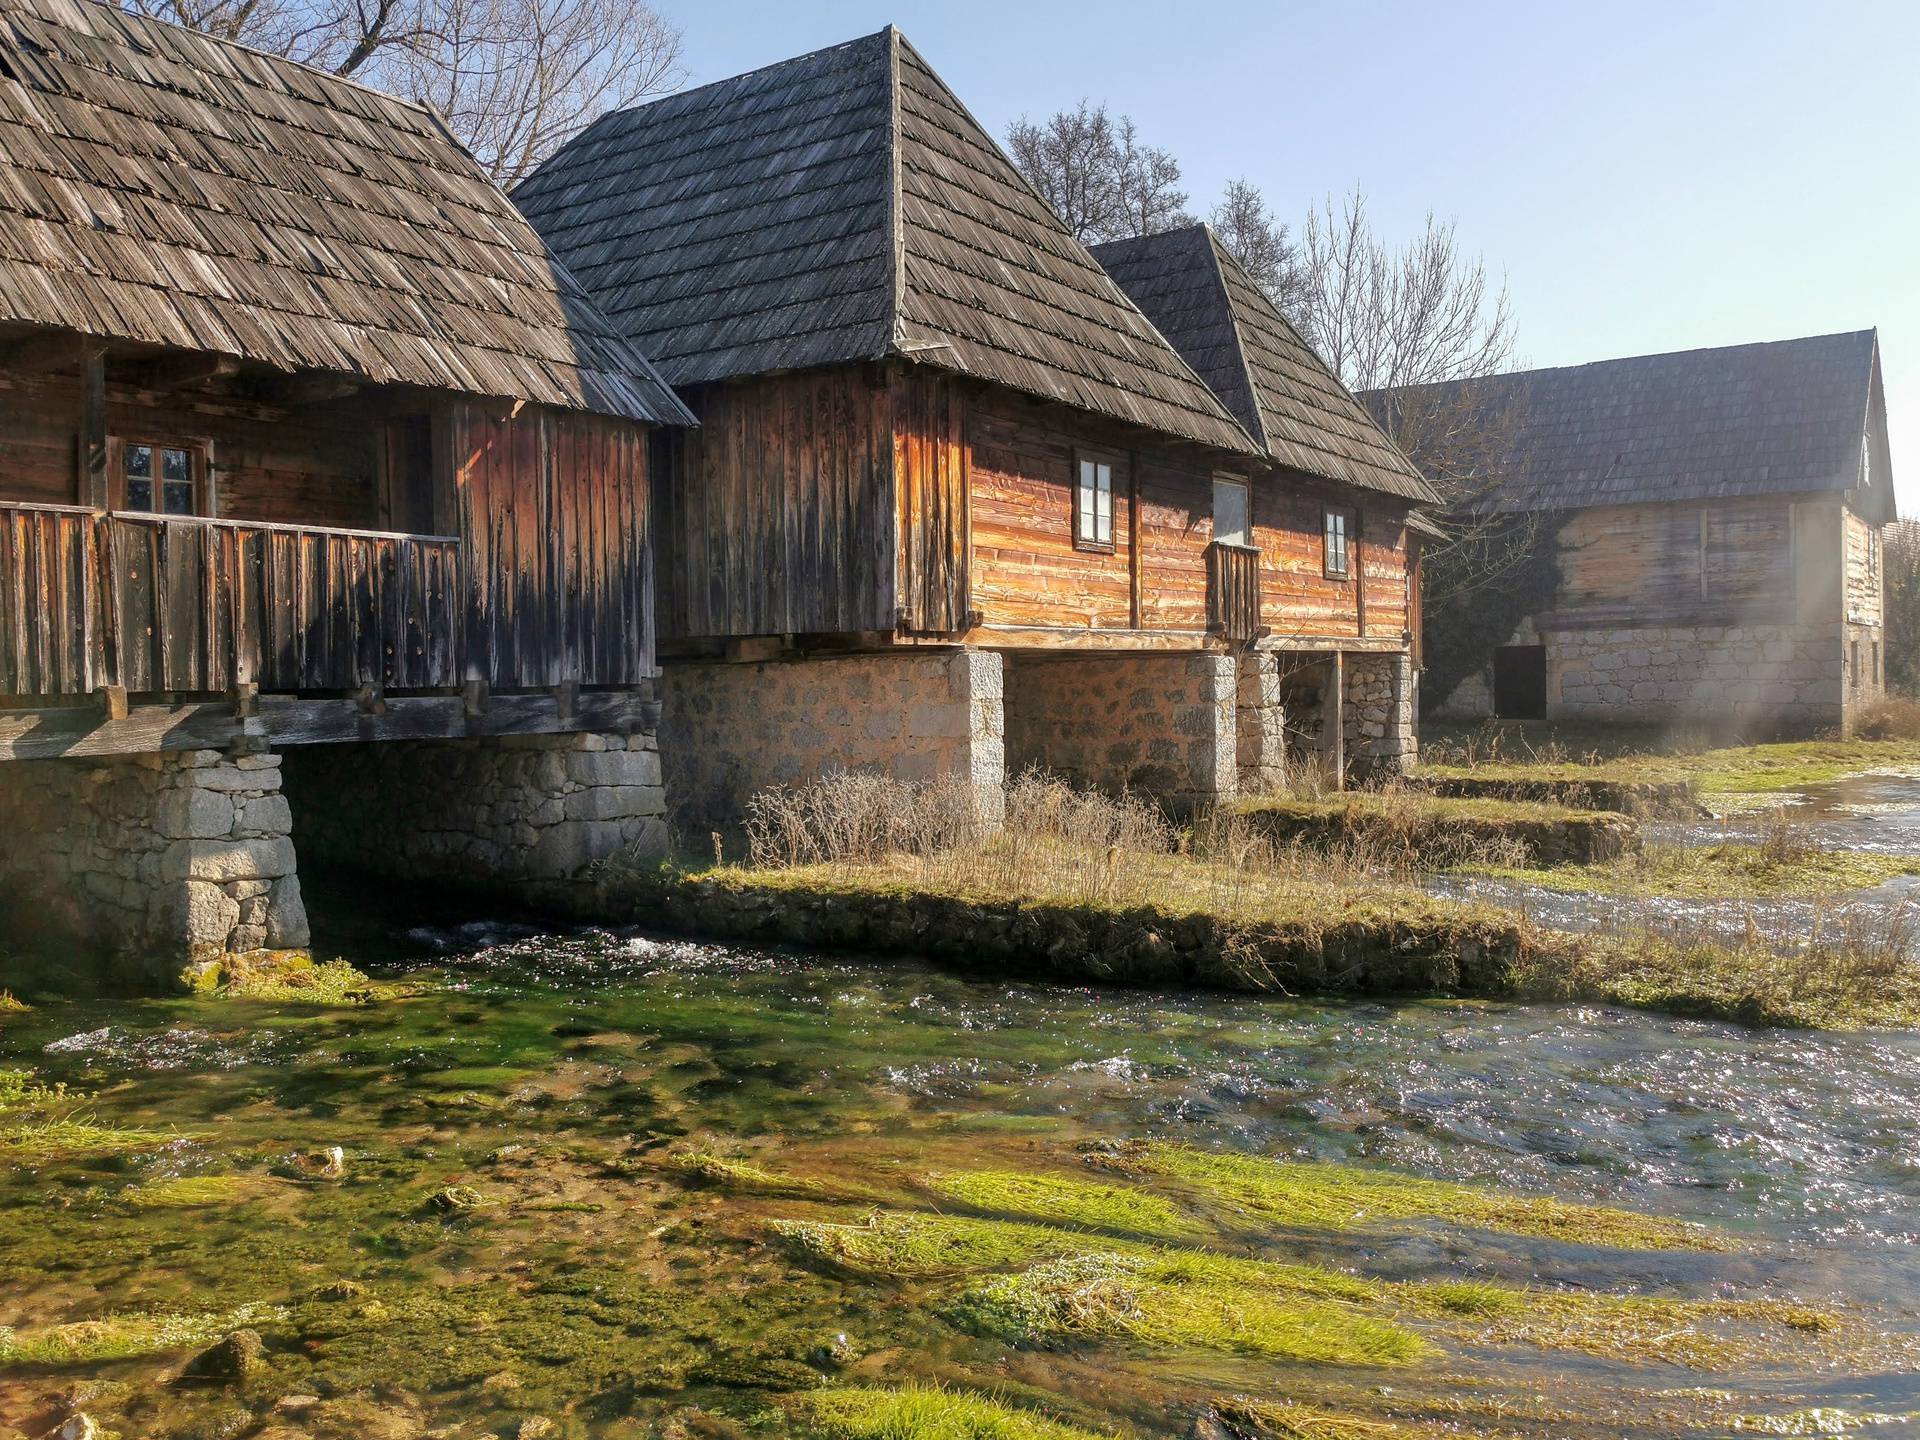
[1553,496,1846,628]
[1845,507,1884,627]
[448,400,654,688]
[1250,477,1410,641]
[892,367,969,632]
[0,370,380,527]
[653,370,896,640]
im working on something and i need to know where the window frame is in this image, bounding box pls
[1211,474,1252,550]
[1322,505,1353,580]
[110,435,211,518]
[1072,450,1119,554]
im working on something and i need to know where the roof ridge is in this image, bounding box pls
[605,25,894,124]
[1387,328,1879,395]
[1196,224,1272,453]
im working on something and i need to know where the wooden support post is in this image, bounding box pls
[552,680,578,722]
[1127,450,1142,630]
[1320,652,1345,790]
[463,679,490,717]
[95,685,128,721]
[229,682,259,719]
[79,344,108,509]
[351,683,386,717]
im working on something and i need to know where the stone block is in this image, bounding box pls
[177,880,240,949]
[237,794,293,838]
[168,836,297,884]
[265,874,309,948]
[156,786,236,841]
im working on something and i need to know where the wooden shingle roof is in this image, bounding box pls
[0,0,691,424]
[512,28,1259,456]
[1092,224,1437,503]
[1372,330,1891,520]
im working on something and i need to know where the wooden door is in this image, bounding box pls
[1493,644,1547,719]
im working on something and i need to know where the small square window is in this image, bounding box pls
[1075,456,1114,551]
[1323,508,1350,578]
[117,439,204,516]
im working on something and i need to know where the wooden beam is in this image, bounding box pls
[1320,652,1345,790]
[1,328,88,373]
[255,372,364,407]
[79,344,107,509]
[0,689,659,763]
[119,352,240,393]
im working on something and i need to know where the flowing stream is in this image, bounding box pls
[4,907,1920,1438]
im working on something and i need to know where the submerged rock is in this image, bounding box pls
[44,1417,98,1440]
[181,1328,265,1382]
[275,1146,346,1181]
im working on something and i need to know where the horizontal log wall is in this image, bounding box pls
[0,370,379,527]
[654,370,896,640]
[1251,478,1411,641]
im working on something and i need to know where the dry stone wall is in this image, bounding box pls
[1003,652,1235,813]
[285,731,667,893]
[1343,653,1417,776]
[1235,653,1287,796]
[660,651,1005,831]
[1547,622,1846,734]
[0,748,308,977]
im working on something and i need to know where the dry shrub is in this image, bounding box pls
[1855,696,1920,741]
[1750,804,1820,867]
[744,770,988,868]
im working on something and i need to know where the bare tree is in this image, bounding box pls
[1209,178,1300,311]
[1006,102,1191,244]
[121,0,682,184]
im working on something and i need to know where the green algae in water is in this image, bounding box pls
[1109,1142,1727,1251]
[924,1168,1203,1242]
[120,1174,259,1209]
[951,1251,1428,1366]
[0,1302,286,1365]
[793,1384,1118,1440]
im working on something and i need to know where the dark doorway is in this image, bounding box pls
[1492,645,1547,719]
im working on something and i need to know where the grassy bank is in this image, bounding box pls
[1422,720,1920,797]
[1466,842,1920,899]
[1235,790,1637,867]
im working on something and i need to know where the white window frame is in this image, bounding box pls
[1074,454,1116,552]
[1212,475,1251,549]
[1323,506,1351,578]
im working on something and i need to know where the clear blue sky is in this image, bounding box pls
[675,1,1918,509]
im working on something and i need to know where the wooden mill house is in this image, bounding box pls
[1384,331,1894,735]
[514,28,1435,824]
[0,0,692,977]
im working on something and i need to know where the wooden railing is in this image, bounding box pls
[0,503,461,698]
[1206,541,1262,643]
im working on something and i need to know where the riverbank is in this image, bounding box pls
[596,847,1920,1030]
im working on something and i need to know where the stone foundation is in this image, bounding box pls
[1235,653,1286,797]
[660,650,1005,831]
[0,748,309,981]
[286,731,667,895]
[1434,620,1876,737]
[1003,652,1235,814]
[1343,652,1417,777]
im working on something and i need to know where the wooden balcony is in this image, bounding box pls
[1206,541,1262,643]
[0,502,460,698]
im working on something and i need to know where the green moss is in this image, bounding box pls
[0,1067,64,1113]
[0,1115,193,1164]
[1109,1143,1726,1251]
[1211,1399,1416,1439]
[671,1145,882,1201]
[1468,844,1920,898]
[792,1384,1116,1440]
[924,1169,1201,1241]
[1421,735,1920,796]
[949,1252,1428,1366]
[121,1175,258,1209]
[1239,792,1591,825]
[1477,1290,1847,1369]
[774,1211,1072,1275]
[0,1302,285,1365]
[185,953,396,1004]
[0,990,28,1014]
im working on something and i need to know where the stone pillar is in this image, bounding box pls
[0,747,309,981]
[1343,652,1417,779]
[284,729,668,896]
[659,650,1005,831]
[1003,651,1235,815]
[1235,651,1286,796]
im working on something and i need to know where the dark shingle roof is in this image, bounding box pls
[1091,224,1437,503]
[0,0,691,425]
[1370,330,1889,518]
[512,28,1258,455]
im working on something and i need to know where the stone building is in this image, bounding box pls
[515,31,1436,822]
[1379,331,1895,736]
[0,0,691,980]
